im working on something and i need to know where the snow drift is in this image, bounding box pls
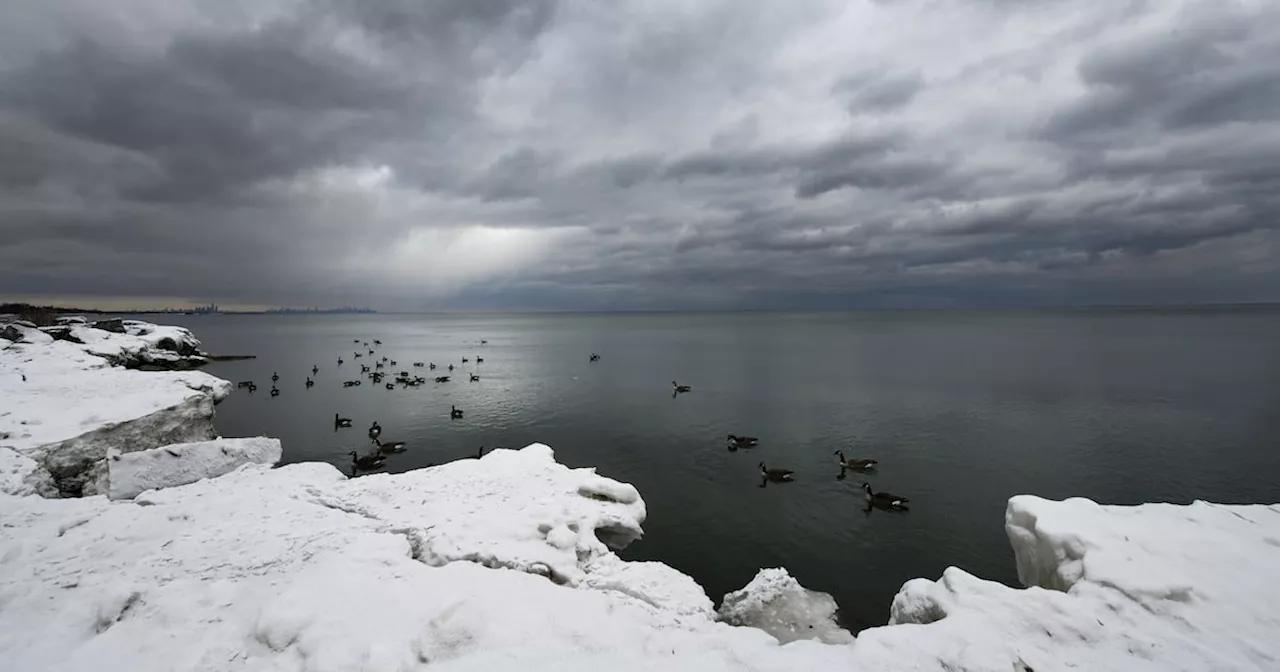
[107,436,282,500]
[1,318,230,495]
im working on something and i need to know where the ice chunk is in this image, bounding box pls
[107,437,282,500]
[717,568,854,644]
[0,322,231,495]
[325,444,649,586]
[0,446,57,497]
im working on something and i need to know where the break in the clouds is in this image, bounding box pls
[1,0,1278,310]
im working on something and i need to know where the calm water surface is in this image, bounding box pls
[163,308,1280,631]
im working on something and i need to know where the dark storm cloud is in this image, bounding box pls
[0,0,1278,309]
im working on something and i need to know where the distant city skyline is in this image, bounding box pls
[1,1,1277,310]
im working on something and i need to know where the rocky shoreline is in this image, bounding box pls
[3,318,1277,671]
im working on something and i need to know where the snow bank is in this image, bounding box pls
[1,319,231,495]
[718,568,853,644]
[107,437,282,500]
[0,457,861,672]
[868,496,1280,671]
[322,445,666,591]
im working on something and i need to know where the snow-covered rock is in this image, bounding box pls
[1,321,231,496]
[107,437,282,500]
[871,496,1280,671]
[0,457,861,672]
[718,568,853,644]
[320,445,654,589]
[0,446,56,497]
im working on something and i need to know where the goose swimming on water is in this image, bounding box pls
[835,450,877,471]
[374,438,406,454]
[271,372,279,383]
[470,373,479,382]
[451,405,464,419]
[350,451,385,470]
[305,377,314,388]
[862,482,909,509]
[334,413,353,429]
[672,381,691,394]
[312,365,319,375]
[270,386,280,397]
[727,434,759,450]
[759,462,794,482]
[368,422,381,440]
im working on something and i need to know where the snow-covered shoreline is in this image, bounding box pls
[3,318,1278,671]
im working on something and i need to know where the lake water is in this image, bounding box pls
[163,308,1280,631]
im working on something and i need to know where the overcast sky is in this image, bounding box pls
[2,0,1278,310]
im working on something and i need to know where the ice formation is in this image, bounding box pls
[718,568,853,644]
[107,436,282,500]
[1,317,230,495]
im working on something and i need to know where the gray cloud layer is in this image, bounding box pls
[2,0,1278,309]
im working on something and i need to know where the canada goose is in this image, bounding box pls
[759,462,794,482]
[368,349,375,355]
[237,380,254,388]
[862,482,909,509]
[374,340,382,345]
[349,451,385,470]
[727,434,759,450]
[385,382,395,390]
[368,422,382,440]
[353,339,360,344]
[271,372,279,383]
[451,405,464,419]
[390,360,397,366]
[354,353,362,359]
[312,365,319,375]
[835,451,877,471]
[481,339,488,344]
[270,387,280,397]
[381,356,388,362]
[246,383,258,392]
[338,357,344,365]
[435,376,450,383]
[375,361,384,369]
[476,445,488,458]
[470,373,479,382]
[374,438,406,454]
[414,362,425,367]
[672,381,691,393]
[334,414,353,428]
[305,377,314,388]
[462,357,470,363]
[475,357,483,363]
[448,364,454,371]
[589,353,600,362]
[429,363,436,369]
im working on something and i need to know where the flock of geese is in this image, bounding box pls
[234,337,490,472]
[236,339,910,510]
[725,435,909,510]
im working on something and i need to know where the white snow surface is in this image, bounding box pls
[1,321,231,494]
[0,456,860,672]
[107,436,283,500]
[0,446,57,497]
[718,568,854,644]
[877,496,1280,671]
[3,450,1279,670]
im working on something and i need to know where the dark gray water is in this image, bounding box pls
[164,308,1280,631]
